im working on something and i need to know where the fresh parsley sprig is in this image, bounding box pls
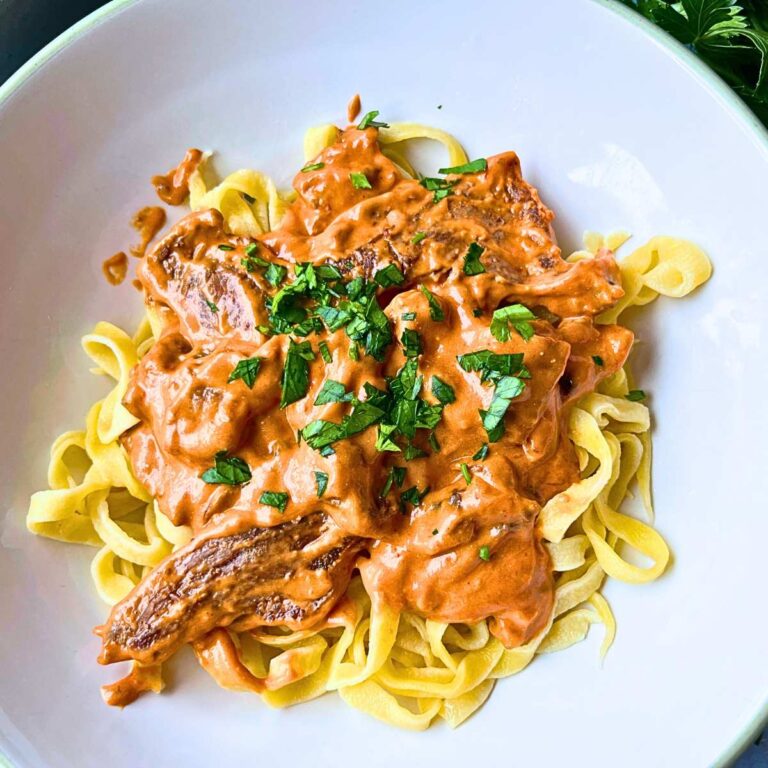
[621,0,768,124]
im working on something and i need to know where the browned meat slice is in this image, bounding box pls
[96,512,363,666]
[264,131,622,318]
[138,209,276,346]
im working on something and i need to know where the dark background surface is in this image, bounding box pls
[0,1,766,765]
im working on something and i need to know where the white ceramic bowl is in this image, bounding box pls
[1,1,767,766]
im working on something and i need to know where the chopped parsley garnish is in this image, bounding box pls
[460,462,472,485]
[242,193,256,205]
[314,379,353,405]
[319,341,332,364]
[302,356,444,456]
[379,466,406,498]
[428,432,441,452]
[374,264,405,288]
[473,308,483,317]
[463,242,486,276]
[457,349,528,382]
[350,171,372,190]
[420,176,457,203]
[301,162,325,172]
[472,443,489,461]
[411,231,427,245]
[480,375,526,442]
[245,243,259,256]
[302,401,385,450]
[431,376,456,405]
[402,312,416,321]
[375,423,400,453]
[458,350,528,441]
[315,471,329,498]
[478,545,491,562]
[432,528,439,535]
[201,451,252,485]
[280,340,314,408]
[241,253,269,273]
[401,329,422,358]
[399,485,428,509]
[490,304,535,342]
[404,443,426,460]
[357,110,390,130]
[227,356,263,388]
[626,389,646,402]
[205,299,219,313]
[259,490,289,514]
[592,355,604,366]
[217,244,234,251]
[264,263,288,287]
[438,158,487,175]
[348,344,360,361]
[419,285,445,321]
[316,278,393,361]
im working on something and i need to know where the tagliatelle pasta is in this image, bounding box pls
[27,116,711,726]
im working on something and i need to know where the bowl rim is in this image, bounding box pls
[0,1,766,766]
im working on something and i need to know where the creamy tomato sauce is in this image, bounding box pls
[98,126,632,672]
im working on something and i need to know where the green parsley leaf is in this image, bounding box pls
[472,308,483,317]
[374,264,405,288]
[626,389,646,402]
[265,263,288,287]
[457,349,527,381]
[314,379,352,405]
[319,341,332,364]
[428,431,441,452]
[357,110,390,129]
[411,231,427,245]
[259,490,289,513]
[348,344,359,361]
[315,471,329,498]
[592,355,604,366]
[242,256,265,272]
[460,462,472,485]
[379,466,406,497]
[301,162,325,172]
[431,376,456,405]
[478,545,491,562]
[280,340,314,408]
[400,485,427,509]
[205,299,219,313]
[420,176,458,203]
[302,401,385,450]
[350,171,372,190]
[401,329,421,358]
[438,158,488,175]
[316,305,352,331]
[432,528,439,535]
[404,443,426,460]
[480,375,526,441]
[201,451,252,485]
[227,356,263,388]
[472,443,489,461]
[217,244,234,251]
[490,304,536,342]
[245,242,259,256]
[463,242,486,275]
[401,312,416,321]
[375,423,401,452]
[419,285,445,321]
